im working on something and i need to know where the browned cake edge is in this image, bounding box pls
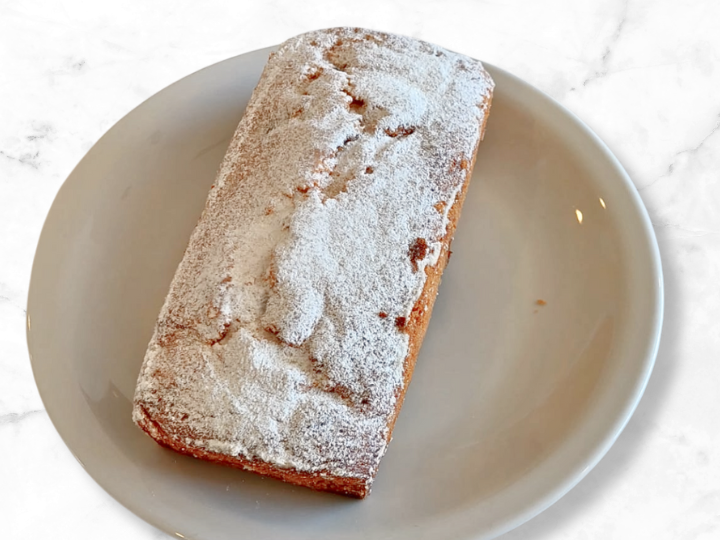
[386,91,493,441]
[133,404,369,497]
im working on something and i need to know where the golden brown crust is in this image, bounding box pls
[134,405,370,497]
[386,92,493,438]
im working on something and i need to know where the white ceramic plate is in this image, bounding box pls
[28,46,663,540]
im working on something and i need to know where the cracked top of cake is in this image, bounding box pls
[133,27,494,481]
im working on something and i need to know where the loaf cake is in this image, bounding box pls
[133,27,494,498]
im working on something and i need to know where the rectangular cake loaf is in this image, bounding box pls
[133,27,494,498]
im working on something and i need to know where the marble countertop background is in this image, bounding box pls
[2,0,719,538]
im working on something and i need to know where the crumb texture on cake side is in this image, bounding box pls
[133,27,493,497]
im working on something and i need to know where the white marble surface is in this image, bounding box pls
[1,0,719,538]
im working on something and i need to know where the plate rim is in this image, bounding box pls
[475,61,664,540]
[26,46,664,540]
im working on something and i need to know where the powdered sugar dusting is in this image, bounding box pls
[133,28,493,484]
